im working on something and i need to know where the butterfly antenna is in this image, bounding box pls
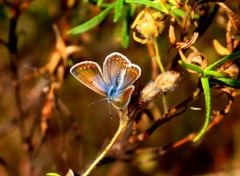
[108,101,112,119]
[88,98,112,118]
[88,98,108,107]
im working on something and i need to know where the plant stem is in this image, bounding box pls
[153,39,165,73]
[82,121,127,176]
[153,39,168,113]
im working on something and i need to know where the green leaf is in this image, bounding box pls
[130,3,137,16]
[210,78,240,88]
[46,173,60,176]
[114,0,124,22]
[68,4,114,34]
[178,60,204,75]
[121,18,130,48]
[165,4,199,19]
[204,70,231,78]
[97,0,103,6]
[205,51,240,71]
[193,77,211,142]
[125,0,168,13]
[165,4,184,17]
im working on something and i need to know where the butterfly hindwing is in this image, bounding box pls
[119,64,141,90]
[111,86,135,109]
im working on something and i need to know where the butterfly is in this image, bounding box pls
[70,52,141,109]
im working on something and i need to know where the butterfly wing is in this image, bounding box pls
[110,86,135,109]
[103,52,131,85]
[70,61,107,96]
[119,64,141,90]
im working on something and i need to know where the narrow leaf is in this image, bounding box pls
[114,0,124,22]
[121,18,130,48]
[193,78,211,142]
[165,4,199,19]
[210,78,240,88]
[178,60,204,75]
[46,173,60,176]
[204,70,231,78]
[205,51,240,71]
[125,0,168,13]
[68,4,114,34]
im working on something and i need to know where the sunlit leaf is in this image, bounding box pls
[114,0,124,22]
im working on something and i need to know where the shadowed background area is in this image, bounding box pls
[0,0,240,176]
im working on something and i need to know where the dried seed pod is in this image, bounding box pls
[140,71,180,103]
[155,71,180,92]
[140,81,160,103]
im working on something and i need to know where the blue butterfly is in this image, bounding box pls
[70,52,141,109]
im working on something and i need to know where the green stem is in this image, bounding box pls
[153,39,165,73]
[82,121,128,176]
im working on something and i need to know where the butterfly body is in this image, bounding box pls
[70,52,141,109]
[107,69,125,97]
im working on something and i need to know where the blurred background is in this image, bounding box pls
[0,0,240,175]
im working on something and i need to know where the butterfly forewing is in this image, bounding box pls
[103,52,130,85]
[70,61,107,96]
[111,86,135,109]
